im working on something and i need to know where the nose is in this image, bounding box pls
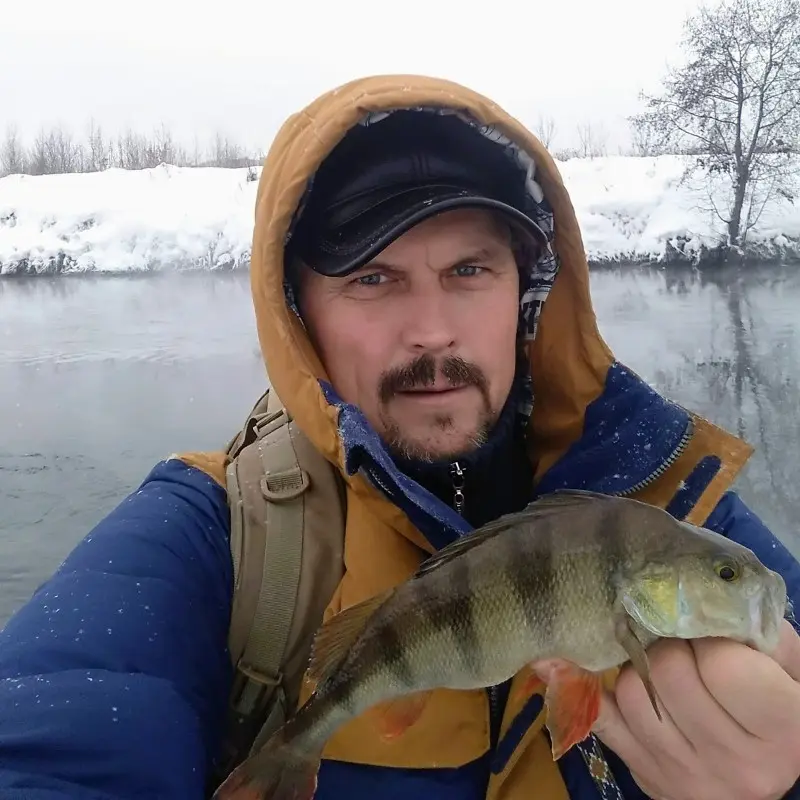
[399,285,457,353]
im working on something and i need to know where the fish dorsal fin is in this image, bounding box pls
[537,488,618,508]
[413,490,617,581]
[307,589,394,685]
[413,506,540,580]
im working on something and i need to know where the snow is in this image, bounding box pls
[0,155,798,276]
[559,155,800,265]
[0,164,258,276]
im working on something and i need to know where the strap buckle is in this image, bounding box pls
[261,467,311,502]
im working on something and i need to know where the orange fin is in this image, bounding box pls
[212,748,318,800]
[512,664,546,704]
[307,589,394,685]
[376,690,432,740]
[541,662,602,761]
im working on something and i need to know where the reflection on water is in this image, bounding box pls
[1,265,799,624]
[591,264,800,551]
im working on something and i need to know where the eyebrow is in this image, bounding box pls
[366,244,506,272]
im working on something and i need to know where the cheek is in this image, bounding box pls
[468,290,520,385]
[308,305,392,404]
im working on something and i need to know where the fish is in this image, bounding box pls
[213,488,788,800]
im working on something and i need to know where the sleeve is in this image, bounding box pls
[0,458,234,799]
[703,490,800,635]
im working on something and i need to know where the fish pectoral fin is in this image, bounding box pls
[307,589,395,684]
[615,615,662,721]
[540,662,602,761]
[375,690,433,740]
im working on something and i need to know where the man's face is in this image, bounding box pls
[298,208,521,462]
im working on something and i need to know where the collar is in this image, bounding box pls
[391,374,534,531]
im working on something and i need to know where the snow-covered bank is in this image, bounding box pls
[1,156,799,276]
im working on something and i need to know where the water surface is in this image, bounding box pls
[1,265,799,626]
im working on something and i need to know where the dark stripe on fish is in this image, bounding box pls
[596,497,626,608]
[449,557,482,676]
[376,619,415,689]
[324,671,359,716]
[415,560,482,677]
[508,512,554,648]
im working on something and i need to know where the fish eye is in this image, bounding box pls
[715,562,740,582]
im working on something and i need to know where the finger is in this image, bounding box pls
[694,635,800,738]
[592,687,661,775]
[611,644,698,762]
[768,619,800,683]
[646,635,754,757]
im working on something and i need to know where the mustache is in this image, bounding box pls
[378,354,489,404]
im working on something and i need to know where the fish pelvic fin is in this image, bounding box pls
[307,588,395,685]
[212,731,320,800]
[376,689,433,740]
[615,615,662,721]
[537,661,602,761]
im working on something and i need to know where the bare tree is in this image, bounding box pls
[115,128,149,170]
[533,114,557,148]
[0,125,26,176]
[210,131,246,167]
[43,125,85,173]
[628,118,667,157]
[0,119,263,176]
[631,0,800,250]
[86,119,110,172]
[576,120,608,158]
[27,128,50,175]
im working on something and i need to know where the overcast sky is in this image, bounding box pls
[1,0,705,156]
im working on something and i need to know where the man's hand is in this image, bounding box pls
[593,619,800,800]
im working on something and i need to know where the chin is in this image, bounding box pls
[397,426,486,463]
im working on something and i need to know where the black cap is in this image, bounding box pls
[287,111,548,278]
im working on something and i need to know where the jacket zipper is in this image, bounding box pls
[449,461,504,748]
[610,416,695,497]
[450,461,466,515]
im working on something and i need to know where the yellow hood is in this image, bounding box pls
[250,73,616,485]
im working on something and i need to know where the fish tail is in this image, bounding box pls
[212,727,321,800]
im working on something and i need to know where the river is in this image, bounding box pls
[1,265,799,626]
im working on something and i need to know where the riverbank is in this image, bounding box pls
[1,155,798,276]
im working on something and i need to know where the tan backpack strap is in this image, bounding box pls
[234,407,305,698]
[223,387,273,460]
[210,387,346,789]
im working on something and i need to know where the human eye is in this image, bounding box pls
[453,264,485,278]
[352,272,387,286]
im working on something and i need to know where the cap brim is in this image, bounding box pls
[299,188,548,278]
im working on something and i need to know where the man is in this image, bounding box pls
[0,74,799,800]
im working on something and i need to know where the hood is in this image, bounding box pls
[250,73,615,485]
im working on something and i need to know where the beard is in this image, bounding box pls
[376,353,500,463]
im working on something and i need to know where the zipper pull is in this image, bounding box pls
[450,461,466,515]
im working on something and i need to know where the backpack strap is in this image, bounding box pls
[209,387,346,790]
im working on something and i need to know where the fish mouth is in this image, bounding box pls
[747,569,787,654]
